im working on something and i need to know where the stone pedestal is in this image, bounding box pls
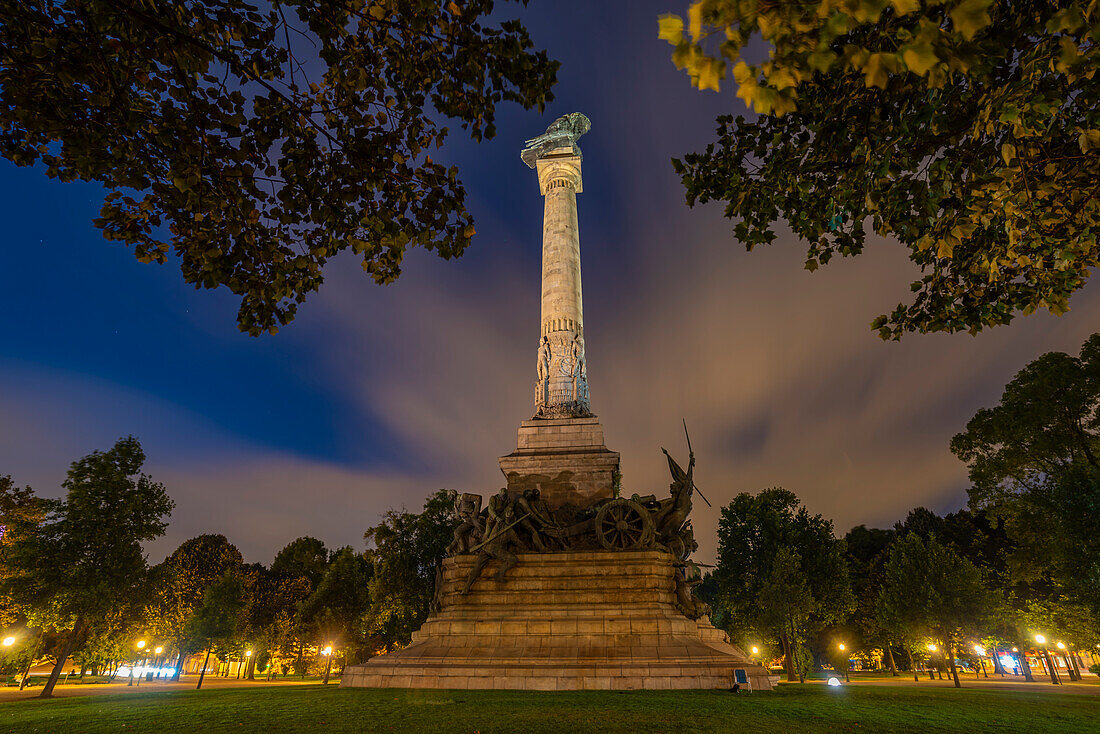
[498,417,619,510]
[341,550,773,691]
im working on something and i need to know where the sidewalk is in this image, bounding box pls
[0,675,325,701]
[826,673,1100,696]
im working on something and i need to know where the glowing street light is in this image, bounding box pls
[246,650,253,657]
[973,645,984,655]
[838,643,846,651]
[751,646,759,655]
[927,643,937,651]
[137,640,146,650]
[1035,634,1046,644]
[321,644,335,685]
[154,646,163,655]
[2,636,15,647]
[1056,641,1066,650]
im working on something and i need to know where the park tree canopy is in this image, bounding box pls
[0,436,173,698]
[659,0,1100,339]
[0,0,558,335]
[712,487,853,682]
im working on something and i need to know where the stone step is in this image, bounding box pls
[429,603,679,618]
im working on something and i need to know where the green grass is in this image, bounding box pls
[1,682,1097,733]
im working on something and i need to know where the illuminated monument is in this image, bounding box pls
[342,114,772,691]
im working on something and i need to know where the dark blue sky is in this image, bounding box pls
[3,1,1098,564]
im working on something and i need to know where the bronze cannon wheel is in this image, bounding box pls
[594,498,654,550]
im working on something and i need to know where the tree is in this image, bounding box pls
[658,1,1100,339]
[844,524,899,675]
[951,333,1100,625]
[272,536,330,589]
[0,0,558,335]
[363,489,454,649]
[185,572,245,689]
[297,547,372,682]
[0,437,173,698]
[877,532,992,687]
[148,533,244,680]
[712,487,854,682]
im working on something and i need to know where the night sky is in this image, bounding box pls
[2,1,1098,566]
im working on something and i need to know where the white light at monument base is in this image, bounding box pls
[827,677,841,687]
[2,636,14,646]
[999,656,1015,668]
[1035,634,1046,644]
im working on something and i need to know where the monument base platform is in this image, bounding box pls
[498,416,620,510]
[341,550,773,691]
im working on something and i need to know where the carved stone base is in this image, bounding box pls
[340,551,773,691]
[498,416,619,510]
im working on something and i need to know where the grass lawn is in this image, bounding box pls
[1,682,1097,733]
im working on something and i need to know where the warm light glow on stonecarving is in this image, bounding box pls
[1035,634,1046,644]
[2,636,15,646]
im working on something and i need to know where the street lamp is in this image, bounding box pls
[837,642,850,682]
[973,644,988,678]
[2,636,15,647]
[321,644,334,685]
[129,640,146,687]
[1034,634,1060,685]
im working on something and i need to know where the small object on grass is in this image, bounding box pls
[728,684,741,693]
[827,677,842,687]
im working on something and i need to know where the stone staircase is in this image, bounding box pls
[341,550,773,691]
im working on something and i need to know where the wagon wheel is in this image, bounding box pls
[595,499,654,550]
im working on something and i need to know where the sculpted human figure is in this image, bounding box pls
[515,487,560,552]
[653,448,695,546]
[446,491,484,556]
[461,489,522,594]
[570,334,586,403]
[536,336,551,405]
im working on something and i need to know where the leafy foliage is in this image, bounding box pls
[877,532,993,686]
[0,0,558,334]
[712,487,853,680]
[363,489,454,649]
[297,547,371,663]
[660,0,1100,338]
[0,437,173,696]
[952,332,1100,627]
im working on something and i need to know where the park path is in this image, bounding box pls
[836,674,1100,696]
[0,675,323,702]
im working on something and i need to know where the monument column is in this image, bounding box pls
[500,112,617,510]
[534,153,588,416]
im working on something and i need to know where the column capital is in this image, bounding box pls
[535,151,583,195]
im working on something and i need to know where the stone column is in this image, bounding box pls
[533,149,589,417]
